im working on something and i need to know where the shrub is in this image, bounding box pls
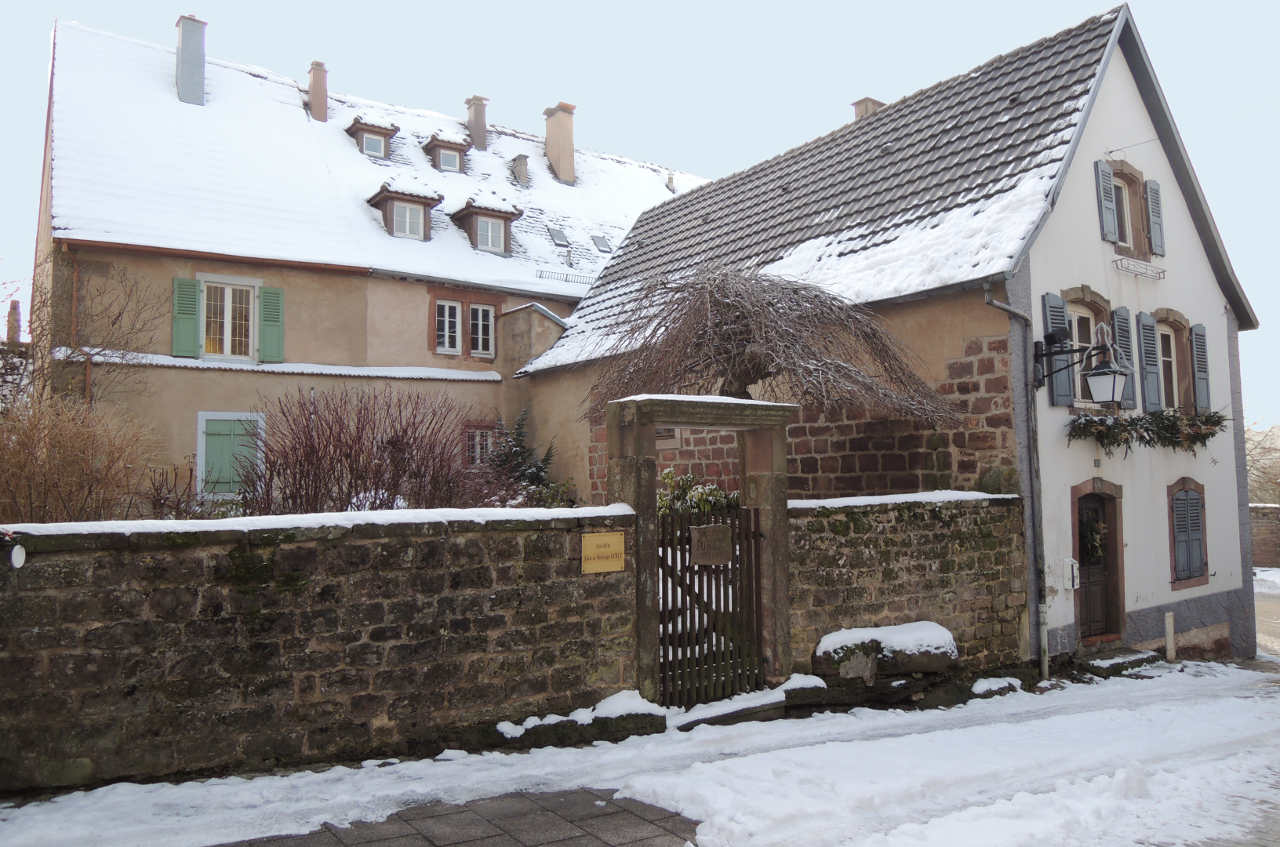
[0,396,156,522]
[656,468,739,517]
[238,387,474,515]
[483,411,574,507]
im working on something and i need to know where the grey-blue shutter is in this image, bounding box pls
[1191,323,1210,413]
[1111,307,1137,410]
[1173,490,1205,580]
[1145,180,1165,256]
[1095,161,1118,243]
[1042,292,1073,406]
[1136,311,1161,412]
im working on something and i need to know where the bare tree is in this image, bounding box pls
[1247,425,1280,504]
[28,250,167,403]
[589,267,955,422]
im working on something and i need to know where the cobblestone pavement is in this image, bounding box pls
[213,789,697,847]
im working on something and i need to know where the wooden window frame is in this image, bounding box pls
[438,149,462,172]
[361,132,386,158]
[1060,286,1112,411]
[476,216,505,253]
[435,299,461,355]
[464,426,494,466]
[1167,477,1209,590]
[1108,161,1152,262]
[196,272,262,363]
[469,304,495,358]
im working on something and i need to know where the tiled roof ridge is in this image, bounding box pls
[623,8,1122,223]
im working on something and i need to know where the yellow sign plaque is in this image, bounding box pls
[581,531,626,574]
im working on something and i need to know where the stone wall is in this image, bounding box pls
[0,510,635,791]
[587,424,742,504]
[788,495,1026,672]
[1252,504,1280,566]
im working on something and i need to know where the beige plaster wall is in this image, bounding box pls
[874,287,1011,385]
[524,364,600,501]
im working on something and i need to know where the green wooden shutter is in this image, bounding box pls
[259,287,284,363]
[1136,311,1161,412]
[1094,161,1118,243]
[1042,293,1073,406]
[172,278,201,358]
[1145,180,1165,256]
[1190,323,1211,413]
[203,418,258,494]
[1111,307,1137,410]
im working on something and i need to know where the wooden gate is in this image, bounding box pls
[656,507,763,707]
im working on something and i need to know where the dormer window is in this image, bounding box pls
[476,216,504,253]
[392,201,424,239]
[367,183,441,241]
[439,149,461,172]
[345,118,399,160]
[424,133,471,174]
[361,133,386,158]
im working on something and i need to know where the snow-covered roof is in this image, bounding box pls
[47,23,704,297]
[522,10,1119,374]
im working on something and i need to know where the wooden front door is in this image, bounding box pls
[1077,494,1110,638]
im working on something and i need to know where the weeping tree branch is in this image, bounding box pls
[588,266,956,424]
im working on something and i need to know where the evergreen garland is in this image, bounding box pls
[1065,409,1227,458]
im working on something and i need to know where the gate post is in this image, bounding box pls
[605,401,660,701]
[741,425,793,683]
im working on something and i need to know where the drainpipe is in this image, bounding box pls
[984,280,1050,681]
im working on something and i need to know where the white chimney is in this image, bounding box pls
[466,95,488,150]
[852,97,884,120]
[307,61,328,122]
[175,14,207,106]
[543,102,575,184]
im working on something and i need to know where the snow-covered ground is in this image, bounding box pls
[3,662,1279,847]
[1255,567,1280,596]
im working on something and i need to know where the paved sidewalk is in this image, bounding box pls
[214,789,697,847]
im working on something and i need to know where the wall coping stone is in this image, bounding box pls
[788,491,1020,514]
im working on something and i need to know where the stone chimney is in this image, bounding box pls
[175,14,207,106]
[6,301,19,344]
[466,95,489,150]
[543,102,575,184]
[853,97,884,120]
[510,154,530,186]
[307,61,327,122]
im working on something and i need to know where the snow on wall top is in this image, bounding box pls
[522,9,1120,373]
[47,23,704,295]
[816,621,959,659]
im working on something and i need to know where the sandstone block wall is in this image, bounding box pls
[788,496,1027,671]
[1252,504,1280,566]
[0,512,635,791]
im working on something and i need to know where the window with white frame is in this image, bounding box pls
[470,305,495,357]
[476,216,504,253]
[197,412,263,496]
[436,300,460,354]
[204,281,254,358]
[392,201,424,239]
[466,429,492,465]
[361,133,386,157]
[1158,325,1179,410]
[1067,304,1095,403]
[438,149,461,172]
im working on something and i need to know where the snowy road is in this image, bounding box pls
[3,661,1279,847]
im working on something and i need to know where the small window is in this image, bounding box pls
[1068,305,1094,402]
[476,216,505,253]
[198,412,262,496]
[466,429,492,465]
[1168,478,1207,586]
[436,300,460,354]
[470,305,495,357]
[547,226,570,247]
[1113,182,1130,247]
[392,201,424,239]
[591,235,613,253]
[1158,326,1178,410]
[361,133,386,157]
[204,282,254,358]
[438,149,461,172]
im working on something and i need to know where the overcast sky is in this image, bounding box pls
[2,0,1276,426]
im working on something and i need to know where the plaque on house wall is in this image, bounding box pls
[690,523,733,566]
[581,531,626,574]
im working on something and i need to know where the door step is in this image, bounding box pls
[1080,648,1162,677]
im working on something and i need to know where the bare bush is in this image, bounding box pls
[1247,425,1280,504]
[589,266,955,423]
[239,387,487,515]
[0,396,156,522]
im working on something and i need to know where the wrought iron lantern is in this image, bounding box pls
[1034,322,1129,406]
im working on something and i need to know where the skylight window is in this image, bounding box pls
[439,149,461,172]
[547,227,570,247]
[591,235,613,253]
